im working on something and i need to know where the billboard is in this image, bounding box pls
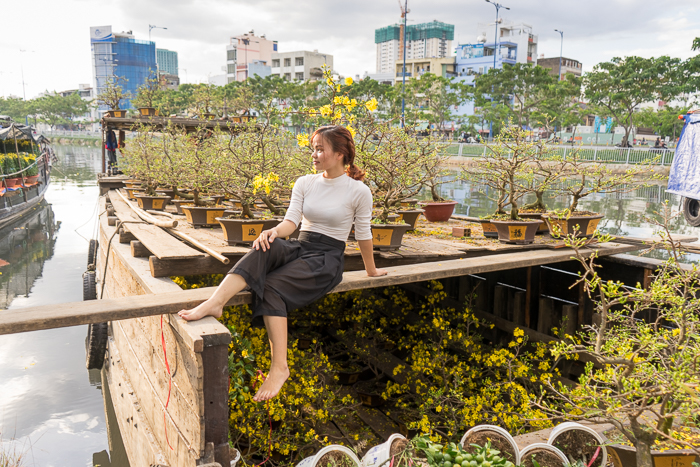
[90,26,113,43]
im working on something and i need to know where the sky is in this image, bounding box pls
[1,0,699,100]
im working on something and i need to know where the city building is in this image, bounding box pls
[226,30,277,83]
[375,20,454,74]
[537,56,582,80]
[394,57,456,80]
[156,48,179,77]
[271,50,333,81]
[159,73,180,90]
[90,25,157,111]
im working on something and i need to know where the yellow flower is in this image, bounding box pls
[296,133,309,147]
[326,77,334,88]
[319,105,333,117]
[345,76,353,86]
[347,126,356,139]
[365,98,378,112]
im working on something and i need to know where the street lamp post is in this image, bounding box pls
[485,0,509,141]
[148,24,167,41]
[401,0,408,128]
[554,29,564,81]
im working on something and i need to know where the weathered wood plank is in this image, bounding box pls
[104,337,170,467]
[131,240,151,257]
[150,255,239,277]
[0,242,639,335]
[202,341,230,466]
[128,222,205,260]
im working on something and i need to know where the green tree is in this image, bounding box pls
[584,56,685,146]
[636,105,689,141]
[34,92,89,129]
[0,97,32,123]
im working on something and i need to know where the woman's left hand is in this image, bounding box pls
[367,268,388,277]
[253,229,278,251]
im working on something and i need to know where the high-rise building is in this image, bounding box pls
[156,48,179,77]
[270,50,332,82]
[90,26,157,111]
[226,30,278,83]
[375,20,454,74]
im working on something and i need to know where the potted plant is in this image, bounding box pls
[132,70,160,117]
[538,207,700,467]
[547,422,607,467]
[460,425,520,466]
[119,126,171,211]
[518,443,569,467]
[96,76,130,118]
[1,153,23,188]
[297,445,361,467]
[415,436,516,467]
[419,159,457,222]
[542,148,660,238]
[465,126,547,244]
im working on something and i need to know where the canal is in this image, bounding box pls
[0,144,696,466]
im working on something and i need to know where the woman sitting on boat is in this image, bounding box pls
[179,125,387,401]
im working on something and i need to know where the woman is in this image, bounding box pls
[178,125,388,401]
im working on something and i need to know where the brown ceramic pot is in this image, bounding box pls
[542,213,604,238]
[216,217,281,245]
[419,201,457,222]
[490,219,540,245]
[370,223,412,250]
[134,195,171,211]
[181,206,226,227]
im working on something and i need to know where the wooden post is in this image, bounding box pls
[538,297,553,336]
[513,291,526,326]
[563,304,577,337]
[102,124,106,173]
[493,284,506,319]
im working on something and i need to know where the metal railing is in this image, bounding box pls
[444,143,675,165]
[42,129,101,138]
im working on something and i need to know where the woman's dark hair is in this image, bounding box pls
[310,125,365,181]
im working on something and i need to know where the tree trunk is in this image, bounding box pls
[193,189,201,207]
[631,419,657,467]
[173,186,194,200]
[431,184,446,202]
[522,191,546,211]
[261,195,283,215]
[241,203,256,219]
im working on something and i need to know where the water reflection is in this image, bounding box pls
[0,144,128,467]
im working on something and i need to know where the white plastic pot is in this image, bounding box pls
[519,443,569,466]
[297,444,361,467]
[230,448,241,467]
[547,421,608,466]
[361,434,407,467]
[460,425,520,466]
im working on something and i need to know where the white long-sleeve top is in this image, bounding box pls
[284,173,373,242]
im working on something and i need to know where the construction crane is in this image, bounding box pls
[397,0,410,60]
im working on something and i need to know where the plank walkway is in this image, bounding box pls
[0,241,640,336]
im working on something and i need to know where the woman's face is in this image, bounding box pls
[312,134,343,173]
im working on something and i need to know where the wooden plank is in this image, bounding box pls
[104,337,170,467]
[0,242,640,335]
[119,227,137,244]
[150,255,240,277]
[202,342,231,466]
[128,222,205,260]
[616,233,698,245]
[131,240,151,257]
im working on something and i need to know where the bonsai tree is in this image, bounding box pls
[214,105,307,218]
[190,84,222,118]
[131,70,160,110]
[538,205,700,467]
[551,150,662,216]
[95,76,131,111]
[119,124,166,195]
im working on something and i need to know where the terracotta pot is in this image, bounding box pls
[396,209,424,229]
[216,217,280,245]
[106,110,126,118]
[25,175,40,185]
[490,219,540,245]
[181,205,226,227]
[419,201,457,222]
[134,195,171,211]
[480,219,499,238]
[371,223,412,250]
[172,199,194,215]
[542,213,604,238]
[138,107,158,117]
[4,178,21,188]
[519,212,548,234]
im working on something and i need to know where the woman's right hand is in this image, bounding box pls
[253,229,278,251]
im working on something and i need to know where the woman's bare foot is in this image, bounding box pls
[253,366,290,402]
[178,300,223,321]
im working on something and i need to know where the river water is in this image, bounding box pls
[0,144,697,466]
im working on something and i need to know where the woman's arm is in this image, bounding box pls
[253,220,298,251]
[357,239,387,277]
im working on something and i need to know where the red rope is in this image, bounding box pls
[253,369,273,466]
[587,447,601,467]
[161,315,174,451]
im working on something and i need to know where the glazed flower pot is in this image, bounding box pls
[419,201,458,222]
[479,219,499,238]
[172,199,194,215]
[106,110,126,118]
[371,223,412,250]
[155,188,175,201]
[181,205,226,227]
[547,422,607,467]
[126,187,146,200]
[542,213,604,238]
[461,425,520,466]
[490,219,540,245]
[396,209,424,229]
[216,217,280,245]
[138,107,158,117]
[124,180,143,188]
[400,198,419,208]
[607,444,700,467]
[519,443,568,467]
[519,212,548,234]
[134,195,171,212]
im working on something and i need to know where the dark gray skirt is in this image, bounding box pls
[229,231,345,325]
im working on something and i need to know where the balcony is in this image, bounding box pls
[396,72,412,77]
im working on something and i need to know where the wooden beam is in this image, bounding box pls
[0,242,639,335]
[130,240,151,257]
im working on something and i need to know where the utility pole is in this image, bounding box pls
[485,0,509,141]
[400,0,410,128]
[19,49,32,126]
[554,29,564,81]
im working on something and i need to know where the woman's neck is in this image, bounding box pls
[323,166,345,179]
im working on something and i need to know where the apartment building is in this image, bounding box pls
[270,50,333,81]
[226,30,277,83]
[375,21,454,74]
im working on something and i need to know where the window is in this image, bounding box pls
[227,64,236,74]
[295,72,304,80]
[272,59,280,67]
[295,57,304,66]
[478,66,484,75]
[284,58,291,67]
[227,49,236,61]
[284,73,291,80]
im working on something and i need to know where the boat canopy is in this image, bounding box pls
[0,123,39,143]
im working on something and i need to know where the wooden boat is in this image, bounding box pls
[0,123,52,230]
